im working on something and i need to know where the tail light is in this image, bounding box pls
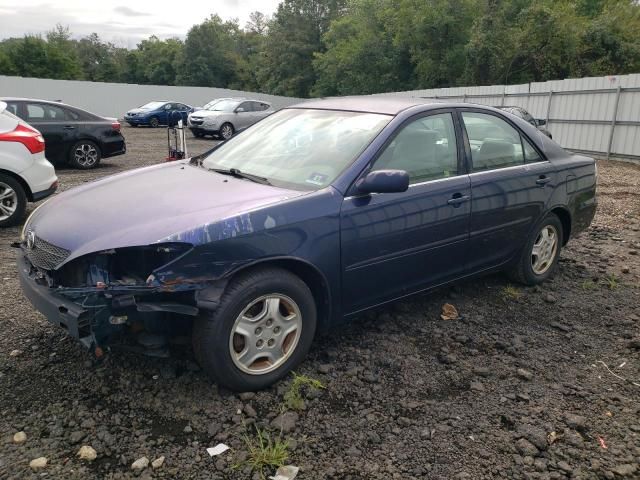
[0,124,45,154]
[111,121,121,132]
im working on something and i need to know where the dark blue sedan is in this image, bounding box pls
[17,97,597,391]
[124,101,193,127]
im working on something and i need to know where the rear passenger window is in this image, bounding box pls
[462,112,525,171]
[372,113,458,184]
[26,103,66,121]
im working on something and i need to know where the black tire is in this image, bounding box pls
[68,140,101,169]
[149,117,160,128]
[193,267,317,391]
[219,122,234,140]
[508,213,564,285]
[0,173,27,228]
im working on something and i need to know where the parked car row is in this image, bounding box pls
[123,97,275,140]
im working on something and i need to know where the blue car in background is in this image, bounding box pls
[124,101,193,128]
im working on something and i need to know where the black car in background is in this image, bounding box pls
[1,98,126,169]
[498,106,552,139]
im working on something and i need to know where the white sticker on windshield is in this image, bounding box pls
[306,172,328,186]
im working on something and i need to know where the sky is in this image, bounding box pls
[0,0,282,47]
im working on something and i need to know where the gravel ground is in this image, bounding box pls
[0,126,638,480]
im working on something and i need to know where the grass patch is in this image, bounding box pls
[235,427,289,479]
[581,280,596,290]
[606,274,619,290]
[284,372,325,411]
[502,284,522,300]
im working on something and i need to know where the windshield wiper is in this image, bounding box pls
[209,167,271,185]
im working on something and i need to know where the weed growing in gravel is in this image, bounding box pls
[606,274,619,290]
[581,280,596,290]
[502,284,522,299]
[284,372,325,411]
[235,427,289,479]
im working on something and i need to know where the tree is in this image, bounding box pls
[177,15,239,87]
[313,0,413,96]
[257,0,347,97]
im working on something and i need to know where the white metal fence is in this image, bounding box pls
[2,73,639,160]
[375,74,640,160]
[0,75,303,119]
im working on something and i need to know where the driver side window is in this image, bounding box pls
[371,113,458,184]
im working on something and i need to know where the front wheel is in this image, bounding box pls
[193,267,317,391]
[219,123,234,140]
[508,213,563,285]
[69,140,101,169]
[0,173,27,227]
[149,117,160,128]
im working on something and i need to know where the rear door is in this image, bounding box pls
[459,109,556,271]
[22,102,74,162]
[340,110,471,313]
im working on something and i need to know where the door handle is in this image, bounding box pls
[447,194,470,206]
[536,176,551,186]
[63,125,75,130]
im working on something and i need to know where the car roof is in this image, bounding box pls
[0,97,72,107]
[287,96,458,115]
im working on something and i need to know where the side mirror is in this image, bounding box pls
[355,169,409,195]
[235,107,245,113]
[536,118,547,126]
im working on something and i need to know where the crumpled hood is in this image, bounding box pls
[27,162,305,265]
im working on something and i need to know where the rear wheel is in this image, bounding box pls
[220,123,234,140]
[69,140,101,169]
[0,174,27,228]
[508,213,563,285]
[193,267,317,391]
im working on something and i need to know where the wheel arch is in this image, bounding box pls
[224,257,332,333]
[0,168,33,201]
[548,206,572,245]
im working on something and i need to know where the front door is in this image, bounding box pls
[459,109,556,271]
[340,111,471,313]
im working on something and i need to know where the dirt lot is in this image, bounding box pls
[0,126,639,480]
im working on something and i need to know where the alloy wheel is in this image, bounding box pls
[229,294,302,375]
[221,124,233,139]
[74,143,99,168]
[531,225,558,275]
[0,182,17,221]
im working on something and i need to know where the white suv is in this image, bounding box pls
[0,101,57,227]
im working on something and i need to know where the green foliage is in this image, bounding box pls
[235,427,289,479]
[502,284,522,299]
[581,280,596,290]
[284,372,325,411]
[0,0,638,96]
[606,274,619,290]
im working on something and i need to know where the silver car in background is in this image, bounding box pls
[187,99,274,139]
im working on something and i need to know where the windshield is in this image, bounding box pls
[203,99,223,110]
[210,100,241,112]
[139,101,165,110]
[201,109,391,190]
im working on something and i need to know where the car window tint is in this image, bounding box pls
[239,102,253,112]
[523,136,542,163]
[5,102,18,116]
[65,108,80,121]
[26,103,66,121]
[462,112,525,171]
[372,113,458,184]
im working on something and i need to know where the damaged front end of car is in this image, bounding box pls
[17,236,226,357]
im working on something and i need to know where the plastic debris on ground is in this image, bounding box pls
[206,443,230,457]
[269,465,300,480]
